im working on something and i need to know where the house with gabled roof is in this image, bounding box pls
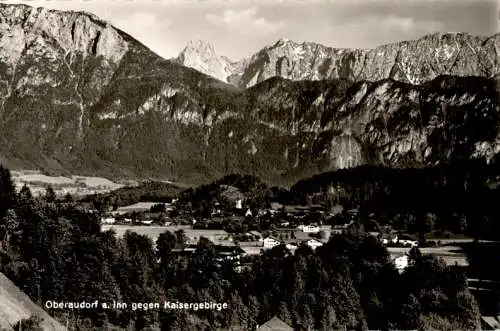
[481,315,500,330]
[263,236,281,249]
[306,238,324,250]
[258,316,293,331]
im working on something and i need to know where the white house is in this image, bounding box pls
[394,255,409,272]
[381,235,399,245]
[236,199,243,209]
[263,237,281,249]
[306,239,324,250]
[302,225,321,233]
[101,217,116,224]
[399,239,418,247]
[286,243,298,251]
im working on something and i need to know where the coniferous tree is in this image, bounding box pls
[44,185,56,203]
[0,165,16,219]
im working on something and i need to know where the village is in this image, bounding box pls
[99,196,465,274]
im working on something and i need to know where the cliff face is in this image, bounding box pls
[0,4,127,153]
[0,4,498,184]
[238,76,499,177]
[234,34,499,88]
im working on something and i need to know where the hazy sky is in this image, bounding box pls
[1,0,499,60]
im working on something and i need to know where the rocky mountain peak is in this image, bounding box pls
[175,39,247,83]
[183,39,217,56]
[273,37,293,47]
[0,3,129,67]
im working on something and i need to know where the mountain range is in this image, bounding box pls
[0,3,498,185]
[175,34,499,88]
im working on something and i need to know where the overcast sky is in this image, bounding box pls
[1,0,499,60]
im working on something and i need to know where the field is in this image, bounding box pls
[11,170,135,197]
[101,225,231,243]
[0,272,66,331]
[388,246,469,266]
[388,242,472,266]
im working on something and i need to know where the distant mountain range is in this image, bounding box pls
[175,34,499,88]
[0,3,498,184]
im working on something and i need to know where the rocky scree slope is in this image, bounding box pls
[0,4,498,184]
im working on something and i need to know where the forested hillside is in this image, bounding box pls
[290,159,500,240]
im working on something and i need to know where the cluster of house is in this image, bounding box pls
[100,201,177,225]
[100,198,356,233]
[378,233,418,248]
[262,236,326,251]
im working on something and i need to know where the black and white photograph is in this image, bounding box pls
[0,0,498,330]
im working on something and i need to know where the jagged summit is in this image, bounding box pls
[175,40,247,83]
[270,38,314,49]
[183,39,217,55]
[274,37,292,45]
[237,31,499,88]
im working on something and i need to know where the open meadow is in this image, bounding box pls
[10,170,135,197]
